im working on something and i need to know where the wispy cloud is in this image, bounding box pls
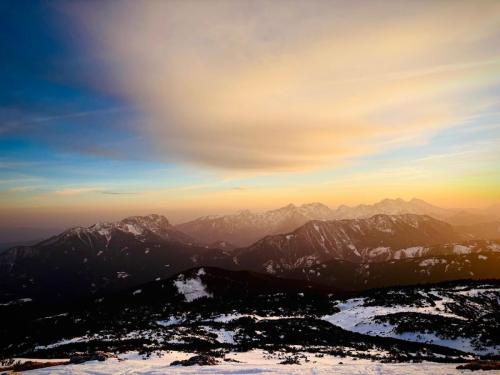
[68,0,500,172]
[1,107,125,131]
[53,187,140,196]
[53,187,103,196]
[6,186,37,193]
[100,191,138,195]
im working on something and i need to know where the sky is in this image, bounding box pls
[1,0,499,229]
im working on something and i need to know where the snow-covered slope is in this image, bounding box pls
[234,214,461,270]
[55,214,195,247]
[2,268,496,369]
[21,350,474,374]
[322,283,499,355]
[283,247,500,290]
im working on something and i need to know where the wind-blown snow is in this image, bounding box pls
[34,336,90,350]
[173,268,213,302]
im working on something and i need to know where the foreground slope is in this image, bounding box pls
[17,351,482,375]
[1,268,497,365]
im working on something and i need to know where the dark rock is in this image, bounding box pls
[170,354,219,366]
[457,361,500,371]
[279,356,301,365]
[69,352,116,364]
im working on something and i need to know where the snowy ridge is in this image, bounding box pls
[65,214,174,242]
[36,214,196,251]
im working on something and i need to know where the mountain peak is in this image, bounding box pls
[121,214,171,228]
[177,202,335,246]
[380,198,404,204]
[53,214,184,246]
[236,213,460,270]
[300,202,329,209]
[332,198,451,220]
[235,209,253,216]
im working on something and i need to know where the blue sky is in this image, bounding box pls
[1,0,499,228]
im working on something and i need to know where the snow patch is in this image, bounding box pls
[173,269,212,302]
[0,298,32,306]
[156,316,183,327]
[321,287,497,354]
[419,258,443,267]
[453,245,471,255]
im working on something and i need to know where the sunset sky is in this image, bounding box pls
[1,0,499,228]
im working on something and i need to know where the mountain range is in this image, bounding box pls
[1,208,499,303]
[1,199,499,369]
[1,198,497,248]
[0,215,230,302]
[176,198,500,246]
[233,214,461,269]
[176,202,334,246]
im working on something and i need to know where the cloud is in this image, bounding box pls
[68,0,500,171]
[100,191,138,195]
[53,188,139,196]
[1,107,125,131]
[6,186,37,193]
[53,187,102,196]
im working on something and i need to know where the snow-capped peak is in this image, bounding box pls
[56,214,181,247]
[176,203,336,246]
[332,198,453,219]
[86,214,171,237]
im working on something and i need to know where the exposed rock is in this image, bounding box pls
[457,361,500,371]
[69,352,117,364]
[170,354,219,366]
